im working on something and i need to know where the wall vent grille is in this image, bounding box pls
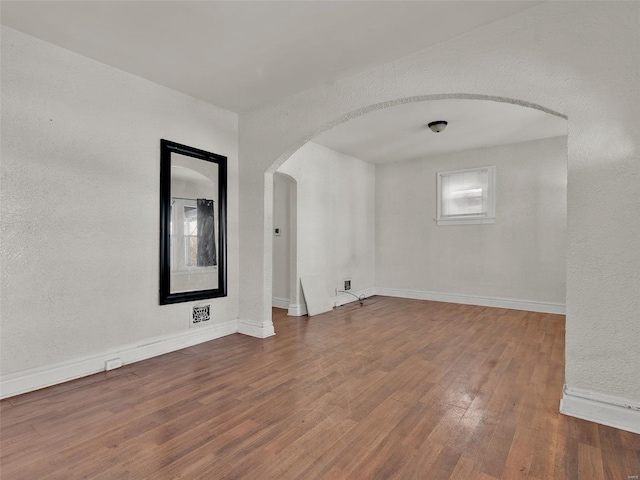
[192,305,211,325]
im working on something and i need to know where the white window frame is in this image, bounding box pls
[436,165,496,226]
[170,198,217,273]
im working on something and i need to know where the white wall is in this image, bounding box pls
[272,173,291,304]
[277,142,376,309]
[376,137,567,306]
[239,2,640,431]
[0,27,239,391]
[3,2,638,433]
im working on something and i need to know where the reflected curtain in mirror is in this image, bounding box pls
[197,198,216,267]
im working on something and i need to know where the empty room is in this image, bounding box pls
[1,1,638,479]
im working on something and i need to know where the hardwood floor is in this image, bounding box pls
[1,297,638,479]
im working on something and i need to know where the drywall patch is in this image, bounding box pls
[300,275,333,316]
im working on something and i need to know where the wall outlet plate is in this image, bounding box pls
[105,358,122,371]
[344,280,351,291]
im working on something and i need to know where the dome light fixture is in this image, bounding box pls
[428,120,448,133]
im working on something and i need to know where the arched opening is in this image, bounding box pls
[265,94,567,330]
[271,172,300,315]
[266,94,566,175]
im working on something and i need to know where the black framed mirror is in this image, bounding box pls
[159,139,227,304]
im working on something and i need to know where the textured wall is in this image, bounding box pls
[1,27,239,374]
[278,142,376,303]
[376,136,567,303]
[239,2,640,404]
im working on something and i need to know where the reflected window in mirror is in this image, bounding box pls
[169,199,216,270]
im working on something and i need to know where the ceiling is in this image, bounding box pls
[313,99,567,164]
[2,1,563,161]
[171,165,210,185]
[1,1,542,113]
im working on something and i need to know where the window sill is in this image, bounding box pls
[436,216,496,226]
[172,267,218,276]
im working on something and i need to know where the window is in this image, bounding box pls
[183,205,198,266]
[170,198,217,272]
[436,166,496,225]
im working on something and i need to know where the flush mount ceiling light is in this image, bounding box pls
[428,120,448,133]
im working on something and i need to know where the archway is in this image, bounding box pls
[271,172,300,315]
[266,94,565,175]
[264,93,567,328]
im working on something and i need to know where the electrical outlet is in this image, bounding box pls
[105,358,122,371]
[344,280,351,291]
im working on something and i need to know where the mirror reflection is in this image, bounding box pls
[160,140,227,304]
[170,154,219,293]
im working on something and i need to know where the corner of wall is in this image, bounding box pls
[560,386,640,434]
[237,319,275,338]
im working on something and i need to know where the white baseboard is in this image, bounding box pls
[0,287,565,400]
[238,319,275,338]
[375,287,565,314]
[287,288,376,316]
[333,288,377,308]
[560,386,640,434]
[288,303,307,317]
[272,297,290,309]
[0,320,238,400]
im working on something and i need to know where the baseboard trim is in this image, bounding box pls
[375,287,565,314]
[286,288,377,316]
[288,303,307,317]
[272,297,290,309]
[560,386,640,434]
[0,320,238,400]
[238,319,276,338]
[333,288,377,308]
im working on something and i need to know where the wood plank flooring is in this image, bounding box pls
[1,296,639,479]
